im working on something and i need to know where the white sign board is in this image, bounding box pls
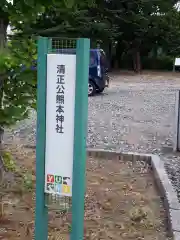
[175,58,180,66]
[44,54,76,197]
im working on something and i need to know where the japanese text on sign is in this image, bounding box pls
[56,65,65,134]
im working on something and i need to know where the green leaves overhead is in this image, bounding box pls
[0,38,37,126]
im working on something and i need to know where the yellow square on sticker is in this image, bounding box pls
[62,185,71,194]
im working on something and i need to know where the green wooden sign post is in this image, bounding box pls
[35,37,90,240]
[71,38,90,240]
[35,37,48,240]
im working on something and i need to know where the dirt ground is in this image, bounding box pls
[0,144,171,240]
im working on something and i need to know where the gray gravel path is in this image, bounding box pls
[4,71,180,200]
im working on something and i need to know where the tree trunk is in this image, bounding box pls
[0,11,8,162]
[0,10,9,89]
[0,127,4,186]
[133,50,141,73]
[0,9,9,51]
[0,127,4,218]
[0,20,7,50]
[0,15,8,149]
[0,10,9,217]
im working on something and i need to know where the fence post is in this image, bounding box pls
[35,36,48,240]
[174,90,180,152]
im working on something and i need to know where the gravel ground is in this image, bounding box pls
[4,71,180,200]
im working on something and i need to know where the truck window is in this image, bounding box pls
[90,51,96,67]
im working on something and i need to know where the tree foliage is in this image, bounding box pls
[14,0,180,71]
[0,0,89,130]
[0,38,36,126]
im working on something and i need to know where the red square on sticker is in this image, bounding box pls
[47,174,54,183]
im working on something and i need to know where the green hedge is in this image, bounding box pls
[142,56,174,70]
[115,55,175,71]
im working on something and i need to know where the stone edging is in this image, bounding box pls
[87,148,180,240]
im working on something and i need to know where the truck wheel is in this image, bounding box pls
[88,81,96,96]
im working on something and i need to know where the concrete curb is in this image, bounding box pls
[87,148,180,240]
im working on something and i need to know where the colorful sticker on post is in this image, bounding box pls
[46,174,71,196]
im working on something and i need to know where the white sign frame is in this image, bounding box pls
[175,58,180,66]
[44,54,76,197]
